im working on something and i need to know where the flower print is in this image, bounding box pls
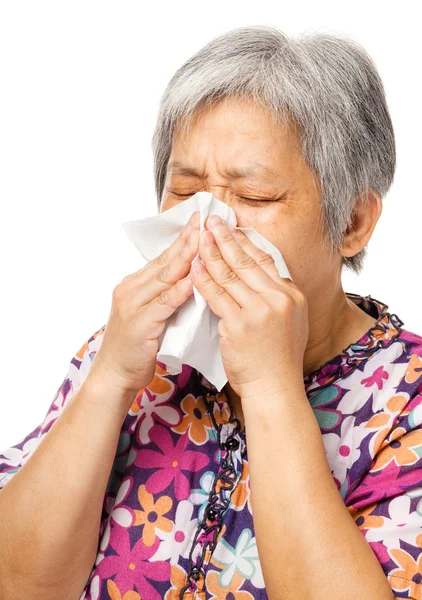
[405,487,422,521]
[210,529,263,588]
[363,495,422,549]
[408,404,422,433]
[133,484,173,547]
[322,415,357,488]
[134,425,210,500]
[307,384,342,431]
[213,392,235,425]
[361,365,389,390]
[164,564,189,600]
[336,341,407,415]
[371,426,422,472]
[230,459,252,515]
[90,526,170,600]
[348,501,384,531]
[172,394,212,444]
[206,570,254,599]
[100,476,134,553]
[388,547,422,599]
[150,500,197,564]
[106,579,141,600]
[128,364,182,444]
[0,435,40,474]
[361,393,409,458]
[40,378,74,432]
[404,353,422,385]
[189,471,216,521]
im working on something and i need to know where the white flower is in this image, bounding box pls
[211,528,264,588]
[99,477,133,553]
[150,500,198,564]
[365,495,422,549]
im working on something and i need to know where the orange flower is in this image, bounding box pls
[133,484,173,546]
[371,427,422,472]
[165,564,190,600]
[206,570,253,599]
[106,579,141,600]
[172,394,211,444]
[389,547,422,598]
[364,394,408,453]
[405,353,422,385]
[129,363,174,414]
[164,563,208,600]
[347,501,384,530]
[373,315,399,342]
[210,394,233,426]
[75,327,106,359]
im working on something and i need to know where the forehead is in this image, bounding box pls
[167,159,280,180]
[170,99,303,174]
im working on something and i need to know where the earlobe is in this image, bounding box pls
[340,190,382,258]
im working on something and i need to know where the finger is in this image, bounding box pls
[147,270,195,324]
[124,211,200,283]
[227,224,297,293]
[203,217,282,297]
[196,229,261,310]
[137,228,199,305]
[190,252,241,321]
[122,213,200,298]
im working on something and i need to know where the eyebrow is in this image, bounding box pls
[167,160,278,179]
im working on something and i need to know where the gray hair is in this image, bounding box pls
[151,25,396,275]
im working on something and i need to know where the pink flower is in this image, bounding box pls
[346,460,422,507]
[361,366,389,390]
[134,425,210,500]
[92,526,170,600]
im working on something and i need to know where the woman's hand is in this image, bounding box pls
[89,212,200,397]
[190,215,309,399]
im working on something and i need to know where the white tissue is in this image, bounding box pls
[122,192,292,392]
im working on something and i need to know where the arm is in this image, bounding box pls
[241,383,395,600]
[0,373,137,600]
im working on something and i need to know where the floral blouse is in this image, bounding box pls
[1,292,422,600]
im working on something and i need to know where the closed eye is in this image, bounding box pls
[169,192,277,204]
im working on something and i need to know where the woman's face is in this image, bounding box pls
[160,97,340,302]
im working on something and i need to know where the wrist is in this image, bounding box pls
[81,370,139,422]
[240,374,305,405]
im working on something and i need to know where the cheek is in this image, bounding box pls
[253,216,331,287]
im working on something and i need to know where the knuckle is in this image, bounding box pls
[219,269,239,287]
[213,285,227,298]
[156,288,171,306]
[120,273,133,284]
[157,285,177,308]
[234,253,256,270]
[112,283,125,301]
[155,249,169,268]
[255,252,274,267]
[278,292,295,310]
[156,265,173,286]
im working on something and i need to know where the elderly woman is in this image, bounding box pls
[0,24,420,600]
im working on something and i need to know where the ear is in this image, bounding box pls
[341,190,382,258]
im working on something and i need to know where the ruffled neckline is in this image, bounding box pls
[197,292,404,396]
[303,292,404,391]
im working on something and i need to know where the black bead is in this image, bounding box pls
[190,567,201,580]
[206,506,218,521]
[225,437,239,451]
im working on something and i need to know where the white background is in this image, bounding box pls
[0,1,420,449]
